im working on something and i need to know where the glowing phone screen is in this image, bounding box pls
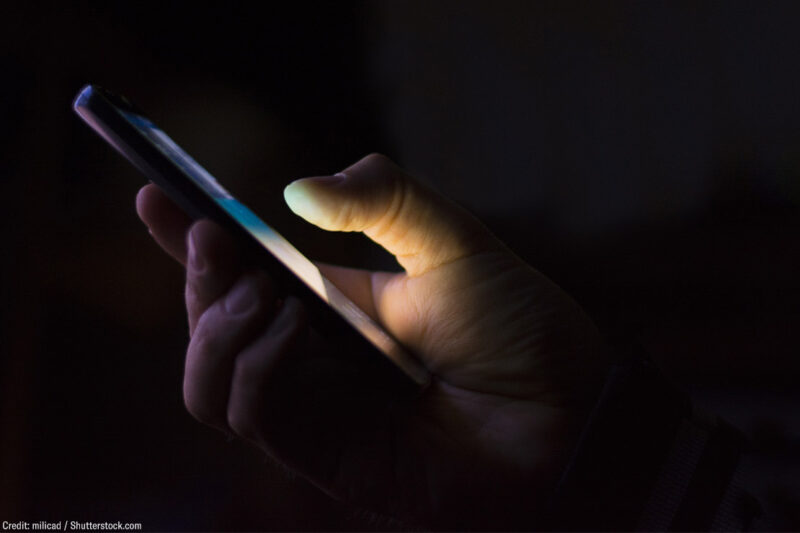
[120,111,428,385]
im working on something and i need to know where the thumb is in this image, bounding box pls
[284,154,500,276]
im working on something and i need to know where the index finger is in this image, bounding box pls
[136,184,193,265]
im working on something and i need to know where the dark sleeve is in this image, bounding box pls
[541,353,762,531]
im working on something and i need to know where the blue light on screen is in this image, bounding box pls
[117,110,429,385]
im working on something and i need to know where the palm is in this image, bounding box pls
[386,251,602,400]
[323,247,605,527]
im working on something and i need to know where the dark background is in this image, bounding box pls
[1,1,799,530]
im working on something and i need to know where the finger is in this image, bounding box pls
[226,296,307,445]
[226,295,404,490]
[136,184,193,265]
[184,272,275,430]
[185,219,243,336]
[284,153,502,276]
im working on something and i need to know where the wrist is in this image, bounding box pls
[541,348,760,531]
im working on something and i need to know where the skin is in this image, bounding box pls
[136,153,610,529]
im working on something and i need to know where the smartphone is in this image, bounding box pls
[73,84,429,390]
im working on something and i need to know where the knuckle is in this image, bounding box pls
[364,152,390,165]
[190,300,251,354]
[189,321,222,360]
[185,274,203,301]
[226,399,260,441]
[227,357,267,441]
[371,170,409,241]
[183,389,219,427]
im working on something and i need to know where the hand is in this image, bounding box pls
[136,154,609,529]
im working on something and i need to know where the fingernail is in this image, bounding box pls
[284,175,343,226]
[283,181,318,221]
[188,229,205,272]
[225,277,257,315]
